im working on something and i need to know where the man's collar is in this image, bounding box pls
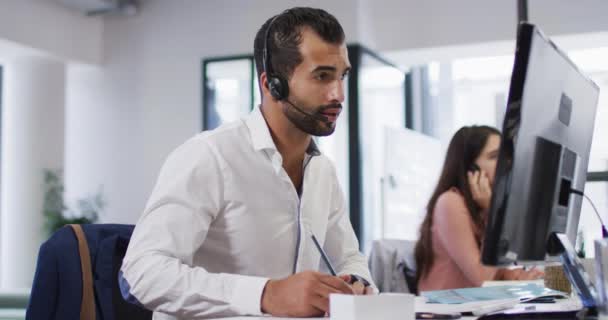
[306,138,321,156]
[245,106,322,156]
[245,106,276,152]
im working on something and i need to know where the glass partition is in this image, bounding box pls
[355,47,407,246]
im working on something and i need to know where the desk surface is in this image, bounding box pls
[208,297,581,320]
[209,317,476,320]
[209,318,321,319]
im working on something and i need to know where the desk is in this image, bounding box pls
[0,309,25,320]
[209,316,473,320]
[207,297,582,320]
[209,318,321,320]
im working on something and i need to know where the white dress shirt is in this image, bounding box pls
[120,107,373,319]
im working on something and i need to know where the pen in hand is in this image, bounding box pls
[311,234,372,295]
[311,234,337,276]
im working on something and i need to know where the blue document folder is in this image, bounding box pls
[422,283,567,304]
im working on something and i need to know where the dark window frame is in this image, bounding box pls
[201,55,255,131]
[588,172,608,182]
[346,44,409,245]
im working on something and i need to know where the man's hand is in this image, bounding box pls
[338,274,374,295]
[261,270,354,317]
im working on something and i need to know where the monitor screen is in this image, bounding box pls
[482,23,600,266]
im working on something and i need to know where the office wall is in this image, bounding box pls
[378,0,608,66]
[63,0,360,223]
[361,0,518,51]
[529,0,608,37]
[0,0,102,64]
[4,0,608,224]
[64,63,144,224]
[364,0,608,52]
[69,0,608,223]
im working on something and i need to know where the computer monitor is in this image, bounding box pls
[481,23,600,266]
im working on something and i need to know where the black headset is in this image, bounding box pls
[260,11,334,130]
[262,12,290,101]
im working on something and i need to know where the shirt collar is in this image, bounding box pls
[306,138,321,156]
[245,106,276,152]
[245,106,321,157]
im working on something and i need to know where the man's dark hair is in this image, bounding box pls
[253,7,345,88]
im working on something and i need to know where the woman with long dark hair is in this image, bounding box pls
[415,126,542,292]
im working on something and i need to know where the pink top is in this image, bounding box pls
[418,189,499,291]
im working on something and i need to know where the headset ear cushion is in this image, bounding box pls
[268,76,289,100]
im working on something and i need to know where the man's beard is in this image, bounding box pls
[282,100,342,137]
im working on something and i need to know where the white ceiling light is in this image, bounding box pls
[53,0,139,17]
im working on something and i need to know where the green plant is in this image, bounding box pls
[43,169,105,237]
[576,230,586,258]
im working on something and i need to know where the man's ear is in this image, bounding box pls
[260,72,270,97]
[260,72,267,88]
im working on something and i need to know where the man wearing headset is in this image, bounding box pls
[120,7,374,319]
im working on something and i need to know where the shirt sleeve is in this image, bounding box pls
[120,136,268,318]
[433,191,498,287]
[322,164,376,288]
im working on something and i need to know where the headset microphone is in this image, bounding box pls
[284,99,332,125]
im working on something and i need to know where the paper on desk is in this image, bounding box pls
[482,280,545,287]
[415,296,518,314]
[330,293,414,320]
[503,300,583,313]
[415,296,583,315]
[421,283,568,304]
